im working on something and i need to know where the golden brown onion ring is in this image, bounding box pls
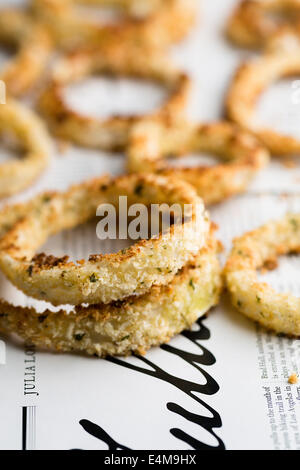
[225,214,300,336]
[0,99,51,198]
[32,0,196,50]
[39,44,190,151]
[0,8,52,97]
[226,31,300,156]
[226,0,300,49]
[0,235,221,357]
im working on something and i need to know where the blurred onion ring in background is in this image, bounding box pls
[226,0,300,49]
[39,44,190,151]
[0,8,52,97]
[0,100,51,198]
[0,173,209,306]
[128,119,269,206]
[226,31,300,156]
[32,0,196,50]
[225,214,300,336]
[0,234,222,357]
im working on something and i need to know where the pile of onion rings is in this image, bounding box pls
[225,214,300,336]
[226,0,300,49]
[0,173,223,356]
[0,99,51,198]
[226,30,300,156]
[32,0,196,50]
[128,118,270,205]
[0,7,52,97]
[39,44,190,150]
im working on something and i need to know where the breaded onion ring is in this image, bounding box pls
[77,0,165,16]
[226,31,300,156]
[32,0,196,50]
[0,100,51,198]
[0,174,209,306]
[226,0,300,49]
[0,8,52,97]
[128,119,270,206]
[39,44,190,151]
[225,214,300,336]
[0,236,222,357]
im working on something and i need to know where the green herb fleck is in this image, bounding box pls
[89,274,98,283]
[121,335,130,341]
[189,279,195,290]
[27,265,33,277]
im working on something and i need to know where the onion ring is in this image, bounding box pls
[0,99,51,198]
[128,119,270,206]
[0,173,209,306]
[226,0,300,49]
[226,31,300,156]
[0,7,52,97]
[225,214,300,336]
[85,1,164,10]
[0,235,221,357]
[76,0,165,16]
[32,0,196,50]
[39,44,190,151]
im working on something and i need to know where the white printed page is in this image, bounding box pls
[1,0,300,450]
